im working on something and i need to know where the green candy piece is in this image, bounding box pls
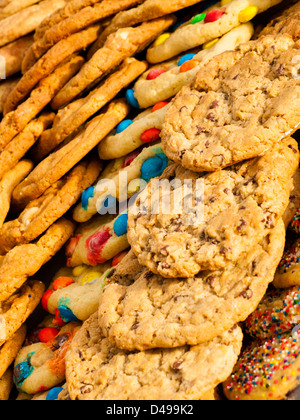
[190,13,206,24]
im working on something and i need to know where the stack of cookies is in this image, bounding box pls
[0,0,300,401]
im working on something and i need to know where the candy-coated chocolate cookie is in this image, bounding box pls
[223,329,300,400]
[73,143,169,223]
[13,322,81,395]
[146,0,283,63]
[128,139,298,278]
[65,312,243,400]
[131,23,254,109]
[98,102,170,160]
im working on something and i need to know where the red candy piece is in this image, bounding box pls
[38,327,59,343]
[204,9,224,23]
[152,101,169,112]
[146,68,166,80]
[52,277,75,291]
[54,309,65,327]
[122,150,140,168]
[140,128,161,143]
[41,289,53,312]
[179,59,199,73]
[86,228,112,266]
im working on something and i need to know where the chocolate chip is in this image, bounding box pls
[160,246,169,256]
[288,144,298,153]
[207,275,217,287]
[131,321,139,331]
[239,289,253,300]
[206,112,216,122]
[276,64,284,75]
[106,268,116,279]
[237,219,247,232]
[196,126,204,135]
[233,73,240,80]
[210,100,219,109]
[172,360,183,371]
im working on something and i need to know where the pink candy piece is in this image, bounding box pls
[204,9,224,23]
[146,68,166,80]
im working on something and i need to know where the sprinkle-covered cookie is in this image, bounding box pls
[0,158,101,253]
[98,101,170,160]
[131,23,254,109]
[273,237,300,289]
[128,139,298,278]
[245,286,300,339]
[13,321,81,395]
[162,33,300,172]
[223,329,300,400]
[146,0,283,63]
[73,142,169,223]
[98,221,285,350]
[65,312,243,400]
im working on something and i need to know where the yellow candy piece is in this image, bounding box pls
[72,265,86,277]
[81,271,100,286]
[153,33,171,47]
[238,6,258,23]
[202,38,219,50]
[221,0,232,5]
[128,178,144,196]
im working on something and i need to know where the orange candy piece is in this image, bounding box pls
[52,277,75,291]
[179,59,199,73]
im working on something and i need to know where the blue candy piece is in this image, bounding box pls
[126,89,140,108]
[98,195,117,216]
[14,352,35,389]
[141,153,169,182]
[113,213,129,237]
[57,298,80,323]
[46,387,64,401]
[116,119,134,134]
[81,186,95,210]
[178,53,196,67]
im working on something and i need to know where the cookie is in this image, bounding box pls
[0,160,33,229]
[0,281,45,348]
[73,142,169,223]
[223,329,300,400]
[245,285,300,340]
[51,16,176,109]
[88,0,209,57]
[0,112,54,182]
[3,23,101,114]
[0,158,101,254]
[0,0,42,20]
[128,139,298,278]
[161,34,300,172]
[0,369,13,400]
[13,321,81,395]
[66,212,130,267]
[0,34,33,77]
[43,251,128,322]
[98,220,285,350]
[0,76,19,114]
[13,100,129,209]
[273,237,300,289]
[0,0,68,48]
[35,58,147,160]
[65,312,243,400]
[98,101,171,160]
[22,0,153,73]
[146,0,283,63]
[283,169,300,229]
[0,55,84,152]
[130,23,254,109]
[34,0,143,41]
[0,218,75,304]
[0,325,26,380]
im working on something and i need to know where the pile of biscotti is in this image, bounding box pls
[1,0,300,401]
